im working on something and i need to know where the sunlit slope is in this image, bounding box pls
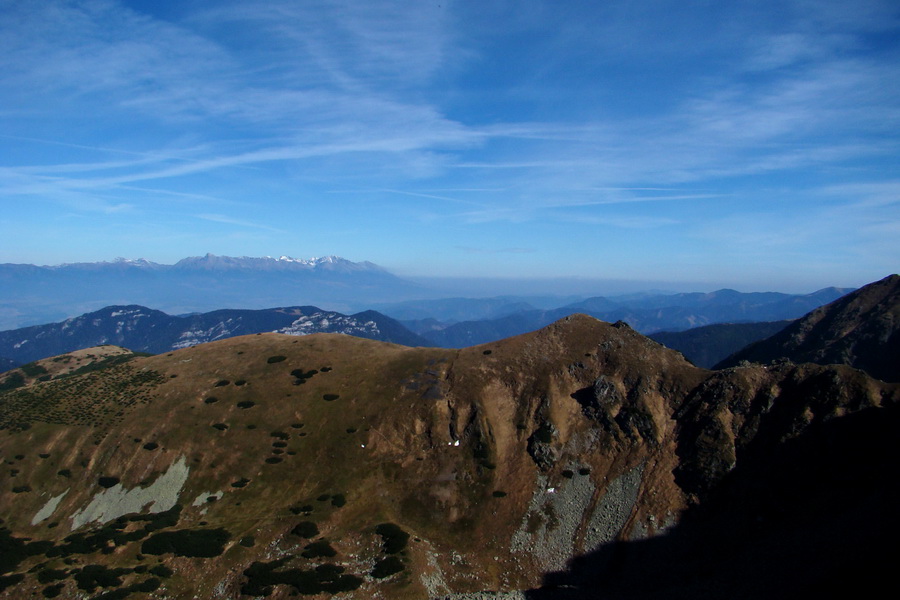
[1,316,896,599]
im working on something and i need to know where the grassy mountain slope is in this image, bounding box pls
[0,316,896,599]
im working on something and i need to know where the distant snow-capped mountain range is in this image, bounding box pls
[0,254,415,330]
[43,254,385,273]
[0,253,859,355]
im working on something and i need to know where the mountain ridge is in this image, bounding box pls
[417,286,850,347]
[0,305,896,598]
[716,273,900,382]
[0,304,432,366]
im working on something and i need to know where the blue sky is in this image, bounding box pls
[1,0,898,293]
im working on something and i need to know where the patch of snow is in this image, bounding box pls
[275,313,381,338]
[70,456,190,529]
[192,490,225,512]
[31,489,69,525]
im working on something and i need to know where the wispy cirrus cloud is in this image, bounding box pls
[195,213,287,233]
[0,0,897,286]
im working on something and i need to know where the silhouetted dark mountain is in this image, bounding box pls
[717,274,900,382]
[0,304,431,364]
[649,321,793,368]
[0,357,16,373]
[422,287,850,348]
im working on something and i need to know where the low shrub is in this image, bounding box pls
[148,565,173,578]
[375,523,409,554]
[291,521,319,538]
[141,528,231,558]
[21,362,49,377]
[301,540,336,559]
[371,556,404,579]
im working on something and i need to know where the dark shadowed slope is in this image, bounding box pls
[649,320,792,368]
[716,274,900,382]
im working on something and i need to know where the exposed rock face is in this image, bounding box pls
[0,314,896,599]
[717,274,900,382]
